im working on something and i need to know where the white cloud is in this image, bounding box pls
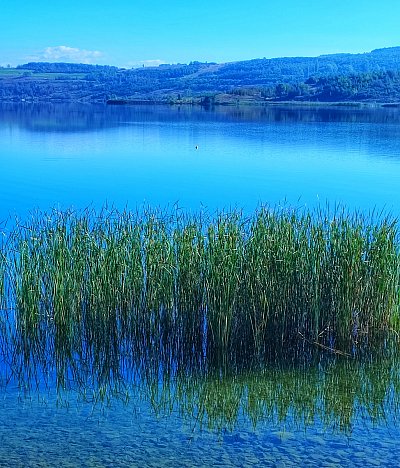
[28,46,104,64]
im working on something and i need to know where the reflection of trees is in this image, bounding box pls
[1,102,400,134]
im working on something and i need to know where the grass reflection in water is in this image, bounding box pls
[0,205,399,435]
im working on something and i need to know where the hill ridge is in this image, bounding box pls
[1,46,400,104]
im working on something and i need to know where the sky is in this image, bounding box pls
[1,0,400,68]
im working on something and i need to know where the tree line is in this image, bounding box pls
[1,47,400,103]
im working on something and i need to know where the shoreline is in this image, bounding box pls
[1,96,400,109]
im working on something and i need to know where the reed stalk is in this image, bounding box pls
[1,205,398,361]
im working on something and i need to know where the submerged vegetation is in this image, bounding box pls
[0,204,400,435]
[6,334,400,436]
[0,204,399,364]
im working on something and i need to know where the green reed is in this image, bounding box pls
[174,216,205,356]
[1,205,399,361]
[205,211,244,359]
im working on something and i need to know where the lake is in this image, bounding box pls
[1,103,400,221]
[1,102,400,467]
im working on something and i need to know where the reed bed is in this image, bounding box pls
[1,205,399,361]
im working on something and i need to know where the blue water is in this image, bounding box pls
[0,387,398,467]
[0,358,399,467]
[1,102,400,466]
[1,103,400,224]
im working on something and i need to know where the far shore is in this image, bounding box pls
[1,97,400,109]
[105,97,400,109]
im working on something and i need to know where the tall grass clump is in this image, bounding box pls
[142,211,175,349]
[1,204,399,362]
[243,208,314,355]
[174,215,205,358]
[205,211,244,361]
[321,211,399,345]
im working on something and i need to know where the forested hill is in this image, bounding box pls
[2,47,400,104]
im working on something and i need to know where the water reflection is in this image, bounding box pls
[1,102,400,465]
[1,102,400,221]
[2,305,399,436]
[1,102,400,133]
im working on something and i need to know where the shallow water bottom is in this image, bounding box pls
[0,391,397,468]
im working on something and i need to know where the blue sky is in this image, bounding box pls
[1,0,400,68]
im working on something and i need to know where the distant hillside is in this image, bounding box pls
[1,47,400,104]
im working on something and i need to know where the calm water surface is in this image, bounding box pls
[1,103,400,220]
[1,103,400,467]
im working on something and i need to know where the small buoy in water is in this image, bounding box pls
[195,145,199,150]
